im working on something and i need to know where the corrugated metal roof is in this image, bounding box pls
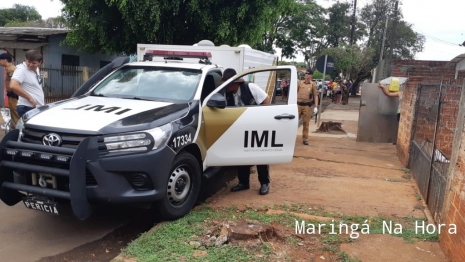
[0,27,70,36]
[0,41,48,49]
[445,53,465,68]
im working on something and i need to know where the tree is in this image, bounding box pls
[325,1,352,47]
[59,0,289,55]
[359,0,424,63]
[0,4,42,26]
[323,0,425,95]
[5,16,67,28]
[275,0,326,65]
[319,44,375,84]
[253,0,294,53]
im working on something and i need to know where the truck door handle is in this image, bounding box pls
[274,114,295,120]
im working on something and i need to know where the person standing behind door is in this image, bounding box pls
[10,49,45,117]
[378,81,403,122]
[221,68,272,195]
[297,69,319,145]
[0,53,19,127]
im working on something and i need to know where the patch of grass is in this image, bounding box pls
[322,234,340,245]
[286,235,299,245]
[338,251,362,262]
[344,237,355,243]
[121,205,304,262]
[415,194,422,201]
[122,203,439,261]
[320,234,340,253]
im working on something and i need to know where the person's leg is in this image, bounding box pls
[231,166,251,192]
[302,106,311,145]
[256,165,270,184]
[298,105,304,122]
[256,165,270,195]
[8,97,19,126]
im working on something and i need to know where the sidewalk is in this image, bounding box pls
[298,96,360,139]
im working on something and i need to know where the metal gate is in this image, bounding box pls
[409,81,462,222]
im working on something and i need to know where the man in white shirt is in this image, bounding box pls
[10,49,45,117]
[221,68,272,195]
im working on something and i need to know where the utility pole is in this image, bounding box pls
[349,0,357,46]
[389,0,399,60]
[375,15,389,83]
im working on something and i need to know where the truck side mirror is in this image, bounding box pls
[206,93,227,109]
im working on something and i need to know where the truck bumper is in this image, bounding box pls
[0,129,175,220]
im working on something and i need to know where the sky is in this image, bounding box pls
[280,0,465,62]
[1,0,464,62]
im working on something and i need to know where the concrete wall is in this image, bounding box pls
[42,36,118,68]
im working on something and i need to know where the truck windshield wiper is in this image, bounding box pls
[122,96,154,101]
[92,93,106,97]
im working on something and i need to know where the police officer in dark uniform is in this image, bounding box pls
[221,68,272,195]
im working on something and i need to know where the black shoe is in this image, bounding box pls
[303,140,309,145]
[259,184,269,195]
[231,183,250,192]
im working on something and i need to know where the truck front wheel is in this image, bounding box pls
[156,152,201,220]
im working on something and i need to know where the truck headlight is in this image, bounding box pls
[146,123,172,149]
[103,123,172,152]
[104,133,151,151]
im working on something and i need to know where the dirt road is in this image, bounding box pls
[205,97,448,262]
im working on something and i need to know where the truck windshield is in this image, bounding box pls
[90,66,202,102]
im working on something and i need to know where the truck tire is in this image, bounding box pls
[156,152,201,220]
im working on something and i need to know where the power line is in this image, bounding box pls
[413,27,462,47]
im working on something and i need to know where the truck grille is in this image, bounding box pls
[21,128,90,149]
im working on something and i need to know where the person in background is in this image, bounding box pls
[347,80,353,95]
[341,79,350,105]
[297,69,319,145]
[10,49,45,117]
[0,53,19,127]
[281,78,288,101]
[378,81,403,122]
[333,77,342,104]
[221,68,272,195]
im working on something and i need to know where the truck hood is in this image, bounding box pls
[25,96,185,133]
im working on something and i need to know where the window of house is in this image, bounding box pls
[62,54,80,66]
[61,54,80,76]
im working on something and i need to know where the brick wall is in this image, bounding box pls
[440,127,465,262]
[391,60,465,262]
[391,60,465,166]
[410,84,460,159]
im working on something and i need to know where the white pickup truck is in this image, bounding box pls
[0,48,298,220]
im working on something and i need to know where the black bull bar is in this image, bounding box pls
[0,129,98,220]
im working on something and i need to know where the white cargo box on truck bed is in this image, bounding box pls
[136,43,279,98]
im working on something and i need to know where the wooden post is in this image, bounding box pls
[82,66,89,82]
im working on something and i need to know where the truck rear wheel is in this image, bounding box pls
[156,152,201,220]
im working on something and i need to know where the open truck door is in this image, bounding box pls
[200,66,298,167]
